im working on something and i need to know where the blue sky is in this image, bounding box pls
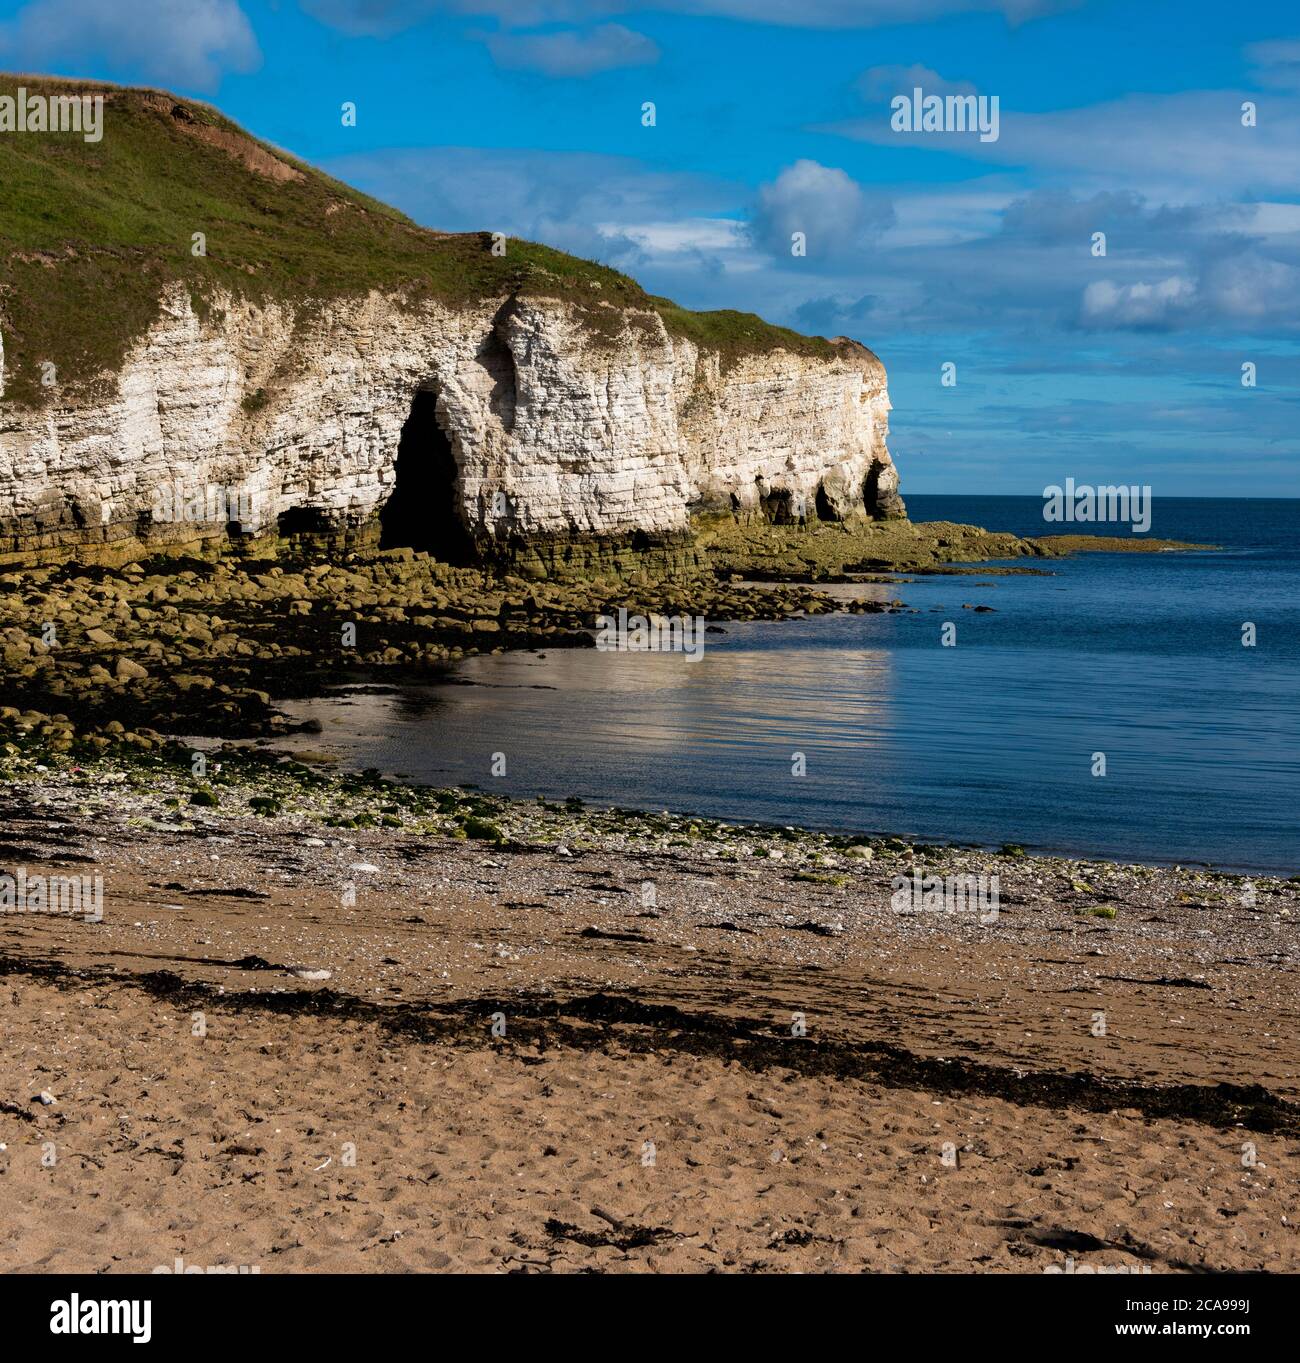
[2,0,1298,495]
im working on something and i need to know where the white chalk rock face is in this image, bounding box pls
[0,286,902,559]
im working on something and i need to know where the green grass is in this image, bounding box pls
[649,298,838,366]
[0,75,835,407]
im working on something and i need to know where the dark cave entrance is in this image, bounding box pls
[758,486,796,525]
[862,462,882,517]
[379,387,473,563]
[278,505,334,537]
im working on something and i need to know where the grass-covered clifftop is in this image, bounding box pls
[0,74,837,408]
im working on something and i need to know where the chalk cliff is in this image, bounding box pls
[0,79,902,562]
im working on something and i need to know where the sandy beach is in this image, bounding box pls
[2,762,1296,1273]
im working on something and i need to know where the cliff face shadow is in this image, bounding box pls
[379,387,474,563]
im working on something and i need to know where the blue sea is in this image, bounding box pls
[281,497,1300,873]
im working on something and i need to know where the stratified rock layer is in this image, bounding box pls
[0,285,902,562]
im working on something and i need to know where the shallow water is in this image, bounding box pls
[279,497,1300,873]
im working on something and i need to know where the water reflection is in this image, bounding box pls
[281,640,898,786]
[277,619,1299,872]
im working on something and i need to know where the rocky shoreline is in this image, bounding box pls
[0,517,1205,750]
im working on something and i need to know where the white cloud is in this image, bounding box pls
[609,0,1076,26]
[0,0,260,90]
[299,1,444,37]
[825,89,1300,199]
[485,23,658,76]
[1237,202,1300,236]
[1073,276,1193,329]
[302,0,1077,33]
[629,0,1073,23]
[323,145,742,273]
[609,218,746,253]
[857,64,979,101]
[1199,252,1300,322]
[1081,276,1197,329]
[1244,37,1300,89]
[326,147,1300,341]
[750,159,894,262]
[882,183,1014,245]
[302,4,660,76]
